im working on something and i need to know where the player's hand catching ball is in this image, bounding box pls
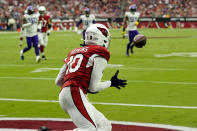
[110,70,127,89]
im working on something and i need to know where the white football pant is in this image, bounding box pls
[59,87,112,131]
[38,32,48,47]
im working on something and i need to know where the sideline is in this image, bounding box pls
[0,76,197,85]
[0,98,197,109]
[0,117,196,131]
[1,64,197,71]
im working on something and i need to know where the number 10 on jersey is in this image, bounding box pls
[66,54,83,74]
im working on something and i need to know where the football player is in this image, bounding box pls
[20,5,41,63]
[19,10,27,49]
[75,8,96,46]
[38,6,51,60]
[55,24,127,131]
[123,4,140,56]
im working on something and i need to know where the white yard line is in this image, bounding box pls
[0,117,196,131]
[1,76,197,85]
[122,67,197,71]
[0,77,54,80]
[0,65,36,67]
[129,80,197,85]
[1,64,197,71]
[92,102,197,109]
[0,98,197,109]
[31,68,60,73]
[0,98,58,103]
[111,120,197,131]
[0,32,18,34]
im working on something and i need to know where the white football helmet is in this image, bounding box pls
[85,24,110,49]
[38,6,46,15]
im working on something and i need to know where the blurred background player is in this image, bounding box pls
[20,5,41,63]
[38,6,51,60]
[19,10,27,49]
[75,8,96,46]
[123,4,140,56]
[55,24,126,131]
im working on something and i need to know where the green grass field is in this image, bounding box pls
[0,29,197,128]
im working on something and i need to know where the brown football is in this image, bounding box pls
[133,34,147,48]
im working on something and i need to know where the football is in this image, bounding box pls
[133,34,147,48]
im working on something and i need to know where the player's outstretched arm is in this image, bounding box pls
[88,56,111,93]
[75,19,82,32]
[55,63,67,87]
[110,70,127,89]
[22,18,32,28]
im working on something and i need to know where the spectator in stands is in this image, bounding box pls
[8,16,16,31]
[1,0,197,30]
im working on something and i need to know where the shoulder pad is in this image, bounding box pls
[89,45,110,61]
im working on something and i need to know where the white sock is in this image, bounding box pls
[20,50,23,56]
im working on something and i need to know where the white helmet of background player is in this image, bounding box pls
[38,6,46,15]
[85,24,111,49]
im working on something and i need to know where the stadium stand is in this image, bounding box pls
[0,0,197,30]
[126,0,197,17]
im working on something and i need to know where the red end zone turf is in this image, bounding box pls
[0,120,178,131]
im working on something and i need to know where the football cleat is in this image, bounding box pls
[36,56,41,63]
[42,55,47,60]
[20,50,24,60]
[20,55,24,60]
[126,52,129,57]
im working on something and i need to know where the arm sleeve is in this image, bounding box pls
[88,56,111,93]
[55,64,67,87]
[22,23,32,28]
[22,16,31,28]
[76,19,82,27]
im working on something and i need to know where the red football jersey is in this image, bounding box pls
[39,15,50,32]
[62,45,110,94]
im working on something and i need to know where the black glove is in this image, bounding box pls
[110,70,127,89]
[80,43,86,46]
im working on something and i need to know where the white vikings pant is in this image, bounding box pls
[38,32,48,47]
[59,87,112,131]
